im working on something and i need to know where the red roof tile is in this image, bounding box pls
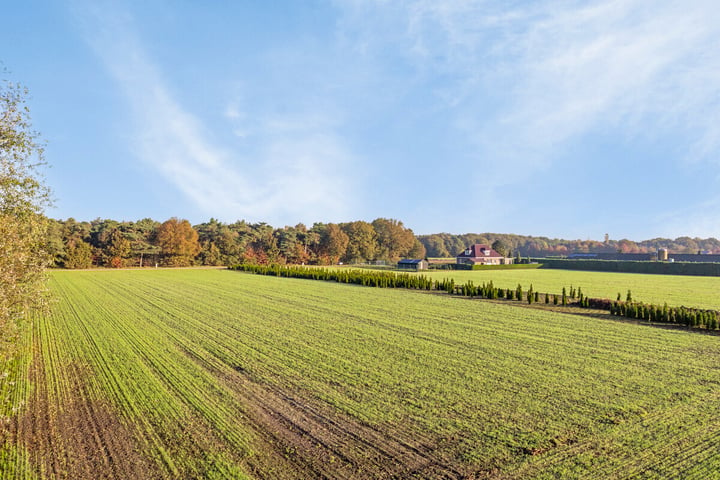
[457,244,503,258]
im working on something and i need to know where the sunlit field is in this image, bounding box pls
[2,269,720,478]
[418,268,720,310]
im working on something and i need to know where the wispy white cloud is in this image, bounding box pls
[333,0,720,234]
[223,103,242,121]
[337,0,720,166]
[504,2,720,154]
[74,2,357,225]
[69,0,720,236]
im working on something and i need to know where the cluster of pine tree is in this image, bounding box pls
[231,264,435,290]
[456,280,503,299]
[232,265,719,333]
[610,301,719,330]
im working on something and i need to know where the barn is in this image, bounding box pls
[397,259,429,270]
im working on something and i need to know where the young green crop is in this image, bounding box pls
[2,269,720,478]
[418,268,720,310]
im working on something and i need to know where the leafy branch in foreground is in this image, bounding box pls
[0,77,52,345]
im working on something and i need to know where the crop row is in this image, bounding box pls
[135,270,720,476]
[231,264,720,332]
[6,269,720,478]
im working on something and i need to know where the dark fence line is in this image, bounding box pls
[539,259,720,276]
[453,263,543,271]
[229,264,719,332]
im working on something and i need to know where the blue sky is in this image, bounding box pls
[3,1,720,240]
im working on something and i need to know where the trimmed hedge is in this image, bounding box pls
[230,264,435,290]
[468,263,543,271]
[446,263,543,270]
[609,301,719,329]
[539,259,720,276]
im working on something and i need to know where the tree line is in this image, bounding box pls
[47,217,426,268]
[419,233,720,258]
[50,217,720,269]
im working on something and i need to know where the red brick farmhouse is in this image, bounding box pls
[456,244,513,266]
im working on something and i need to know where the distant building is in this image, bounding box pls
[397,259,429,270]
[456,244,513,266]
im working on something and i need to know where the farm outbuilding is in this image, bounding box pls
[397,259,429,270]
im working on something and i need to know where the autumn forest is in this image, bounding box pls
[46,216,720,269]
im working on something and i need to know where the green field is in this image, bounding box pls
[2,269,720,478]
[418,268,720,310]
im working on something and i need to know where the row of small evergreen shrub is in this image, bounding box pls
[229,264,719,331]
[231,265,601,309]
[230,264,435,290]
[610,301,719,329]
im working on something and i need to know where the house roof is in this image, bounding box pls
[457,244,503,258]
[398,259,426,264]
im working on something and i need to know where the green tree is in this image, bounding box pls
[372,218,416,262]
[199,241,223,266]
[251,222,280,263]
[407,238,427,259]
[340,220,378,263]
[491,239,510,257]
[196,218,243,266]
[275,227,301,264]
[130,218,161,267]
[45,218,67,266]
[107,228,131,268]
[421,234,451,258]
[313,223,349,264]
[0,77,52,357]
[65,239,94,269]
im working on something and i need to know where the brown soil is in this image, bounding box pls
[209,360,473,479]
[8,349,160,479]
[8,334,479,479]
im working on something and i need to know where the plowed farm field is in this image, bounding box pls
[2,269,720,478]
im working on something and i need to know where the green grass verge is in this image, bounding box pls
[418,268,720,310]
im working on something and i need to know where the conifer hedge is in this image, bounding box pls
[230,264,720,332]
[608,300,719,330]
